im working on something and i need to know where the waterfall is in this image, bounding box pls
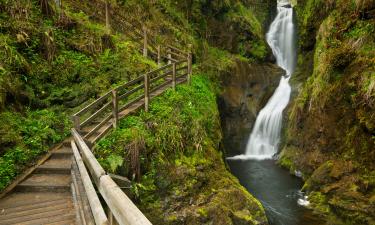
[228,1,296,160]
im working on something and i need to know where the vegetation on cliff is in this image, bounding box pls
[95,75,267,224]
[280,0,375,224]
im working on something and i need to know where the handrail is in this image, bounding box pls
[70,42,192,224]
[71,140,109,225]
[72,129,153,225]
[73,91,112,117]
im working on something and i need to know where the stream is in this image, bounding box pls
[226,1,324,224]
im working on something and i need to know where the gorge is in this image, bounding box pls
[0,0,373,224]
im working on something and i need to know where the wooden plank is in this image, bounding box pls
[172,63,176,90]
[149,71,170,84]
[176,72,189,79]
[150,80,171,94]
[167,44,188,56]
[80,101,111,128]
[147,63,172,75]
[143,26,148,57]
[118,84,144,101]
[115,75,143,93]
[71,129,106,185]
[144,74,150,112]
[163,55,178,63]
[72,116,80,132]
[167,50,186,59]
[112,90,119,129]
[84,114,112,139]
[188,52,192,84]
[73,91,112,117]
[118,94,145,112]
[98,175,152,225]
[176,65,188,72]
[71,141,109,225]
[157,45,161,66]
[90,123,113,144]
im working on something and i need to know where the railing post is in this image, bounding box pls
[172,63,176,91]
[112,90,118,128]
[72,115,81,133]
[143,25,148,57]
[144,73,150,112]
[157,45,161,66]
[167,48,171,65]
[187,52,192,84]
[187,44,193,84]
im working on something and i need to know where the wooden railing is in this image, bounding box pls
[71,129,152,225]
[72,46,191,146]
[70,43,192,225]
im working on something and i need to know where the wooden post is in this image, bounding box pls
[143,26,148,57]
[112,90,118,128]
[167,48,171,65]
[144,73,150,112]
[157,45,161,66]
[105,0,110,34]
[72,115,81,133]
[108,208,114,225]
[172,63,176,91]
[187,52,192,84]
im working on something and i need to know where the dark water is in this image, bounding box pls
[227,159,324,225]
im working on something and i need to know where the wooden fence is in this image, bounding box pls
[70,43,192,225]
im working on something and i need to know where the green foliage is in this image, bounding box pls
[106,154,124,173]
[0,109,70,190]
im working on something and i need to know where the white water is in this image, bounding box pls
[228,0,296,161]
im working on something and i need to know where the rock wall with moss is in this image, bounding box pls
[279,0,375,224]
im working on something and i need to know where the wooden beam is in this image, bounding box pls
[71,141,109,225]
[172,63,176,90]
[112,90,118,128]
[144,74,150,112]
[80,101,111,128]
[157,45,161,66]
[72,128,106,185]
[72,115,81,133]
[98,175,152,225]
[187,52,192,84]
[143,26,148,57]
[73,91,112,117]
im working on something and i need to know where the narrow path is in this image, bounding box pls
[0,76,187,224]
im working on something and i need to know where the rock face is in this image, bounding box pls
[218,59,284,155]
[279,0,375,224]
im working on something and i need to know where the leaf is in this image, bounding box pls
[106,154,123,173]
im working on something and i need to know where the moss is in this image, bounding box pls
[95,75,267,224]
[309,191,331,215]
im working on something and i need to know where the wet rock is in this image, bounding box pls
[218,59,284,155]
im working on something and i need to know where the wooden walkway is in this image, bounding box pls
[0,43,192,225]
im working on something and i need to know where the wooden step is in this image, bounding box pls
[15,174,71,192]
[0,192,71,209]
[0,199,73,220]
[0,209,76,225]
[50,147,73,158]
[34,157,72,174]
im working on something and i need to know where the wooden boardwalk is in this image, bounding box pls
[0,43,191,224]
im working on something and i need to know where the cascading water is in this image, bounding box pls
[226,2,324,224]
[228,0,296,160]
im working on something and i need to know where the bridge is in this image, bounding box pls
[0,24,193,225]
